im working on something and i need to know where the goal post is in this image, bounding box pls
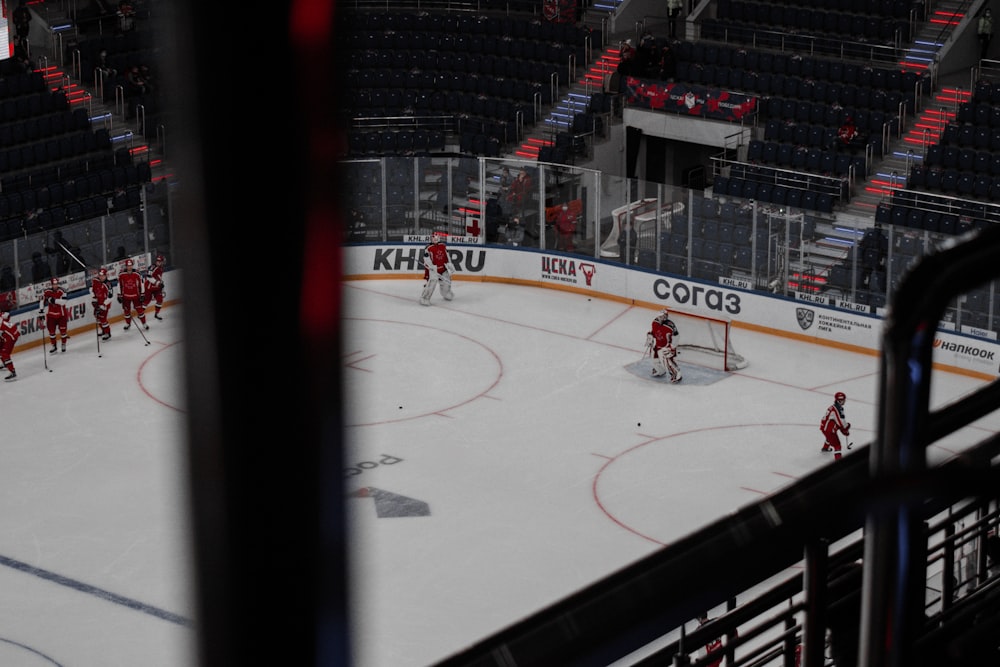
[667,309,748,371]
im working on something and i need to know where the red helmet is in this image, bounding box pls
[98,268,108,277]
[835,392,846,403]
[50,277,59,286]
[125,258,134,268]
[432,231,447,243]
[155,254,164,263]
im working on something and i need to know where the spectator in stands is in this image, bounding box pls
[657,44,677,82]
[138,63,157,93]
[0,266,14,292]
[485,196,504,243]
[347,207,367,242]
[13,0,31,48]
[638,31,657,75]
[838,116,859,151]
[117,0,137,33]
[554,204,577,252]
[499,166,512,199]
[112,185,130,212]
[507,167,532,220]
[45,231,78,276]
[667,0,683,39]
[506,215,525,247]
[618,220,638,264]
[31,252,52,284]
[125,66,150,97]
[979,8,994,59]
[10,42,32,74]
[96,49,117,82]
[618,39,638,76]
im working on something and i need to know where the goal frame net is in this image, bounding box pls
[667,309,748,371]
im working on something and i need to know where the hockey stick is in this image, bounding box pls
[847,441,854,450]
[54,240,87,271]
[96,321,103,358]
[130,315,151,346]
[40,317,52,372]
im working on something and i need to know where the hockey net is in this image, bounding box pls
[668,310,748,371]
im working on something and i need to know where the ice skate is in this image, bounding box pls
[102,332,112,341]
[420,297,430,306]
[671,374,683,384]
[50,344,57,353]
[4,371,16,381]
[123,323,131,330]
[154,314,163,320]
[61,344,66,352]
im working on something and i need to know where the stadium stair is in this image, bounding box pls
[843,0,968,217]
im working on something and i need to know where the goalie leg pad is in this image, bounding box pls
[666,358,682,383]
[651,357,667,377]
[440,273,454,301]
[658,348,681,382]
[420,280,437,304]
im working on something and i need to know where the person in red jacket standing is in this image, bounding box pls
[821,391,851,460]
[143,254,166,320]
[554,203,577,252]
[117,258,148,330]
[39,277,70,353]
[0,310,20,380]
[91,267,114,340]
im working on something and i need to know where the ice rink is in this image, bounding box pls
[0,304,194,667]
[343,278,995,667]
[0,277,991,667]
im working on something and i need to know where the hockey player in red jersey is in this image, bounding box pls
[117,258,148,330]
[419,231,457,306]
[143,254,166,320]
[0,310,20,380]
[91,268,114,340]
[821,391,850,460]
[39,277,70,353]
[646,309,682,383]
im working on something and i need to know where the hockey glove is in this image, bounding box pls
[117,294,123,303]
[38,309,44,315]
[47,296,55,305]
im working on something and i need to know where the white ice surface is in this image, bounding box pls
[0,306,194,667]
[343,278,996,667]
